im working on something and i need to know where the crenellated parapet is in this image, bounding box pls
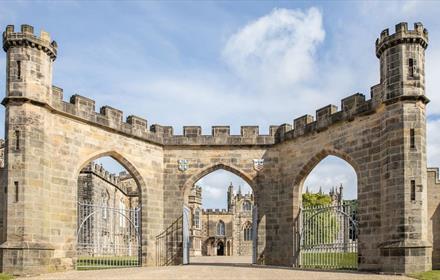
[44,84,381,146]
[376,22,428,58]
[2,24,57,60]
[1,23,426,148]
[163,125,277,146]
[203,209,230,215]
[277,93,374,142]
[81,163,138,196]
[428,168,440,184]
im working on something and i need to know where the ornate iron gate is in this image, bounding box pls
[155,215,183,266]
[252,205,258,264]
[299,202,358,270]
[182,206,190,264]
[76,201,141,270]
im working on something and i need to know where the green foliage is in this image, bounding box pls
[301,193,338,247]
[302,192,332,208]
[76,256,138,270]
[410,270,440,280]
[0,273,14,280]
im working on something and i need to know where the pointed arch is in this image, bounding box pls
[241,220,252,230]
[292,148,360,196]
[74,149,146,195]
[242,200,252,211]
[182,163,255,204]
[216,220,226,236]
[242,221,252,241]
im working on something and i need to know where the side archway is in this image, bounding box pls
[74,150,147,194]
[73,150,147,269]
[293,148,360,199]
[291,148,361,269]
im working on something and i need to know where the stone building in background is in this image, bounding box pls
[77,163,140,258]
[188,183,254,257]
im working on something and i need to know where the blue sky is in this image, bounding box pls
[1,1,439,205]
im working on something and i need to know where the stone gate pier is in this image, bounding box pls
[0,22,438,275]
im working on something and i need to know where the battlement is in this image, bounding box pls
[2,24,57,60]
[203,208,230,215]
[376,22,428,58]
[44,84,379,146]
[278,92,374,142]
[81,162,138,196]
[428,167,440,184]
[2,23,426,147]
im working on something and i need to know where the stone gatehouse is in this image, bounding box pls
[0,22,438,275]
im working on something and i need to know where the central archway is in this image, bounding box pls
[182,164,257,265]
[182,163,255,205]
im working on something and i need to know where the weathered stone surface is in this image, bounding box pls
[0,22,435,276]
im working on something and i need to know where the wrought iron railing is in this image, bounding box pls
[155,215,183,266]
[76,201,141,270]
[299,201,358,270]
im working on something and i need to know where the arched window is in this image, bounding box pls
[242,200,252,211]
[216,220,225,236]
[243,223,252,241]
[194,208,201,229]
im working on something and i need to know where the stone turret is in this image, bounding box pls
[227,183,233,211]
[329,184,343,205]
[375,22,428,102]
[188,185,202,208]
[374,22,431,273]
[3,24,57,104]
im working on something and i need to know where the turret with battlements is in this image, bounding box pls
[3,24,57,104]
[375,22,428,102]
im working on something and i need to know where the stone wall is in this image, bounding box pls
[0,22,436,275]
[428,168,440,269]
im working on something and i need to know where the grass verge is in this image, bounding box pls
[0,273,14,280]
[301,252,357,269]
[409,270,440,280]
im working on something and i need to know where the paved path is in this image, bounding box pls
[20,256,411,280]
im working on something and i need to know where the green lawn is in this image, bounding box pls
[0,274,14,280]
[301,252,357,269]
[76,256,138,270]
[410,270,440,280]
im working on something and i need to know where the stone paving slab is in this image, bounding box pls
[18,256,411,280]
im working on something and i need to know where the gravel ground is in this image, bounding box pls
[18,256,411,280]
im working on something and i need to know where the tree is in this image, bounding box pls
[301,192,337,246]
[302,192,332,208]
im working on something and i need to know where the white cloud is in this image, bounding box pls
[222,7,325,92]
[303,156,357,200]
[196,169,252,209]
[202,184,224,200]
[427,119,440,168]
